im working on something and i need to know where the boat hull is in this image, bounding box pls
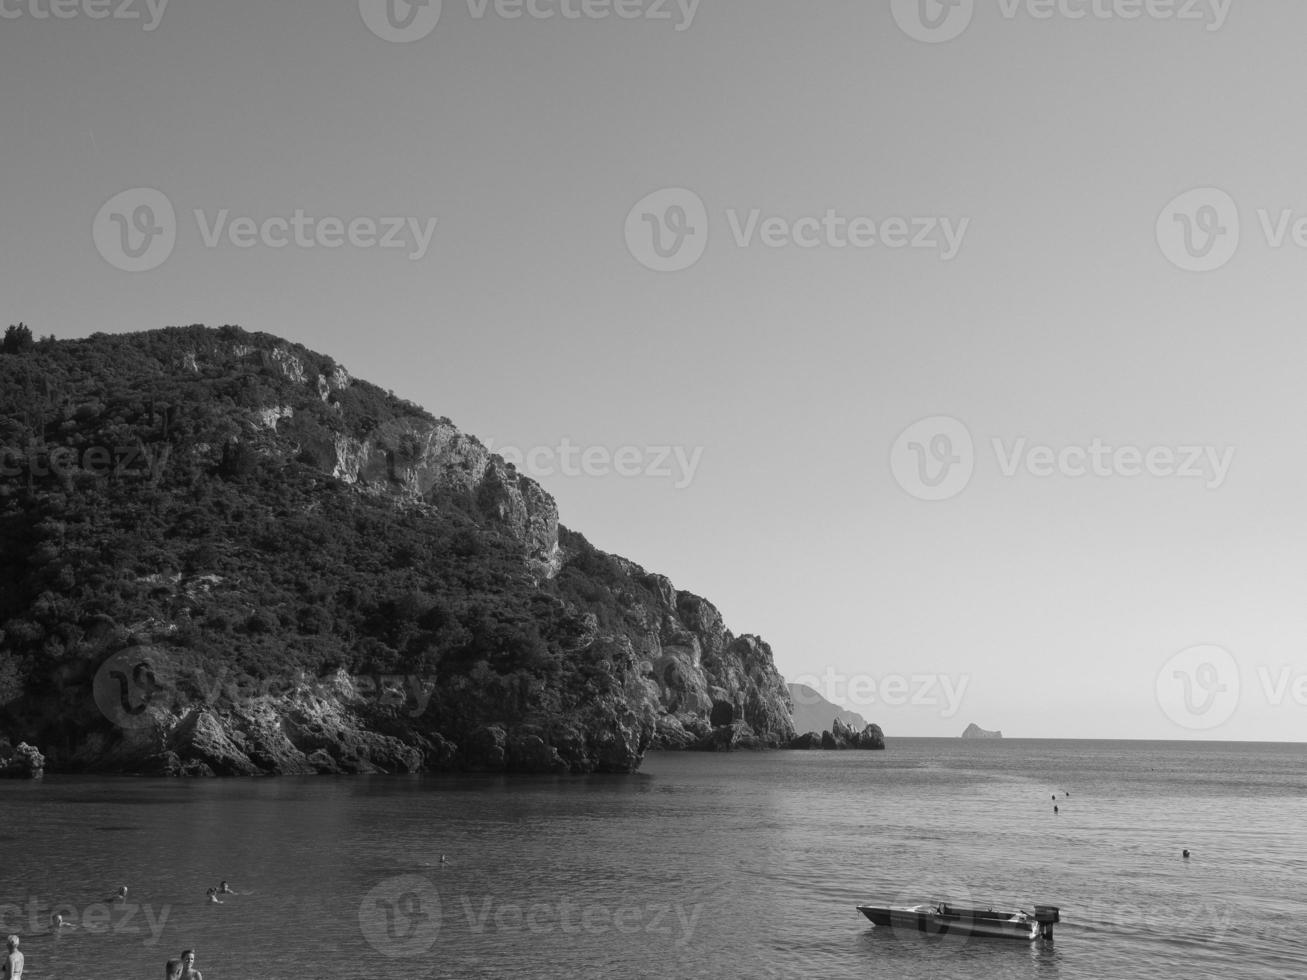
[856,904,1041,941]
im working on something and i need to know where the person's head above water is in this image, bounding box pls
[166,959,182,979]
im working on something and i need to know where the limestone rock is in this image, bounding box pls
[0,741,45,778]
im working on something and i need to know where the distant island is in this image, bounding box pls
[961,723,1002,738]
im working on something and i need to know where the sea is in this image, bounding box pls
[0,738,1303,980]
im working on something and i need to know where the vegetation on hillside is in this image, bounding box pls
[0,324,695,765]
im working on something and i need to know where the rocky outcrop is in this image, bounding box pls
[789,717,885,750]
[630,579,794,751]
[321,419,561,575]
[0,741,45,778]
[961,723,1002,738]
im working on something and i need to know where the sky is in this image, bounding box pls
[3,0,1307,740]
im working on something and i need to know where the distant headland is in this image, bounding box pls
[961,723,1002,739]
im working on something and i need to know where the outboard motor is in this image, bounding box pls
[1033,905,1060,940]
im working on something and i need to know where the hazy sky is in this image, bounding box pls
[4,0,1307,740]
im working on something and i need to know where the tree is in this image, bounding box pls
[2,323,34,355]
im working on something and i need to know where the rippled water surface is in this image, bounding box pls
[1,739,1304,979]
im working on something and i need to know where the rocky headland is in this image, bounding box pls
[0,326,800,775]
[961,723,1002,738]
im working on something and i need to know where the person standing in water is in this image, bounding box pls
[179,948,202,980]
[165,959,183,979]
[2,935,23,980]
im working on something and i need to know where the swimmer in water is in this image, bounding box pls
[439,855,448,865]
[205,888,223,905]
[1183,849,1191,859]
[50,914,75,930]
[1053,804,1059,814]
[108,886,127,903]
[165,959,183,980]
[218,881,234,895]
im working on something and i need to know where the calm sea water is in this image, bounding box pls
[0,739,1303,979]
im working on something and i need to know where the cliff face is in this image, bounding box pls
[961,723,1002,738]
[0,325,794,775]
[323,417,561,578]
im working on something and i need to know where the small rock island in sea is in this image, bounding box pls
[961,723,1002,738]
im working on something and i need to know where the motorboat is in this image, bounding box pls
[856,901,1060,940]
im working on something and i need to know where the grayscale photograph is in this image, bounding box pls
[0,1,1303,978]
